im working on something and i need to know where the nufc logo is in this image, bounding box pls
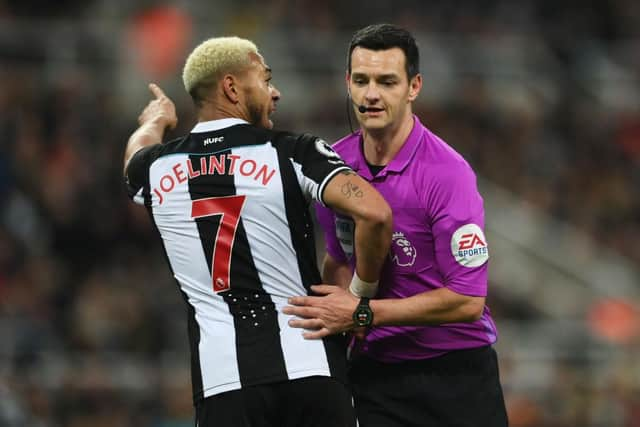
[204,136,224,146]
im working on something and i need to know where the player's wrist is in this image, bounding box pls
[349,271,378,298]
[144,114,173,129]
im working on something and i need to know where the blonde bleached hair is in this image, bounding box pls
[182,36,259,105]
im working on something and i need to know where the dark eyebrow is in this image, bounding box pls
[265,66,272,75]
[377,73,399,80]
[351,72,399,80]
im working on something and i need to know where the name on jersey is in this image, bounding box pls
[153,154,276,204]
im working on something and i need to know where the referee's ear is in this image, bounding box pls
[408,73,422,102]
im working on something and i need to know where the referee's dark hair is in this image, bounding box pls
[347,23,420,80]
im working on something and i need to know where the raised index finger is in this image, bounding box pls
[148,83,166,99]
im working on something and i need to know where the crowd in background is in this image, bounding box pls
[1,1,640,426]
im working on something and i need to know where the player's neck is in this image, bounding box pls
[361,113,414,166]
[197,101,248,123]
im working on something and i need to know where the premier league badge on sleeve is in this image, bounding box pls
[451,224,489,267]
[335,215,355,259]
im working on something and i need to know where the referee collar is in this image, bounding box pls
[191,118,249,133]
[351,115,424,179]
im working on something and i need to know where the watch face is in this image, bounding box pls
[353,297,373,327]
[354,307,372,327]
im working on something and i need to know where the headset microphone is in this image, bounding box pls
[347,89,367,113]
[346,94,367,134]
[350,97,367,113]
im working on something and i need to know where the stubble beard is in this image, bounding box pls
[246,98,267,129]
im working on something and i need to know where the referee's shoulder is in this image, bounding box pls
[331,132,359,156]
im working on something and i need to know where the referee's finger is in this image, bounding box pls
[287,295,318,306]
[283,305,318,318]
[148,83,166,99]
[302,328,330,340]
[288,318,324,329]
[310,284,339,295]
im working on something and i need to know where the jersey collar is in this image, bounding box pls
[191,118,249,133]
[353,115,425,179]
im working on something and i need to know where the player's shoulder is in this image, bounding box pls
[128,139,169,167]
[126,135,189,172]
[262,127,327,149]
[161,135,190,152]
[331,132,360,157]
[273,128,319,144]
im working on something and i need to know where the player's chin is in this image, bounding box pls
[264,113,275,129]
[264,118,274,129]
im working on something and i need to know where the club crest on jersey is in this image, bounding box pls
[315,138,344,165]
[390,232,416,267]
[451,224,489,267]
[335,216,354,259]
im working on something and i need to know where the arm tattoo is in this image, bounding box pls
[341,180,364,198]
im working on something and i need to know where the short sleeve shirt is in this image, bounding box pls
[125,119,353,400]
[316,116,498,362]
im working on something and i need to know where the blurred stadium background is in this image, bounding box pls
[1,1,640,426]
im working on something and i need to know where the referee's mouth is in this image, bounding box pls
[363,106,384,112]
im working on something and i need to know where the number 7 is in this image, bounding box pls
[191,195,246,293]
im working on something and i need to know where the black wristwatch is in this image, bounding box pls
[352,297,374,327]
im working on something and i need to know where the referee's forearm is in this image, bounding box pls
[370,288,486,326]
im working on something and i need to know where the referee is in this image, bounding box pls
[284,24,509,427]
[123,37,392,427]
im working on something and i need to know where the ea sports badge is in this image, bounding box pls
[451,224,489,267]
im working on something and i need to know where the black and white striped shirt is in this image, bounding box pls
[125,118,351,401]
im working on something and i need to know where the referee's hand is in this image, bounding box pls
[284,285,360,339]
[138,83,178,131]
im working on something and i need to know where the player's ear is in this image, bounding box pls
[223,75,240,103]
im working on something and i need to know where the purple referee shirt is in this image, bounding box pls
[317,116,498,363]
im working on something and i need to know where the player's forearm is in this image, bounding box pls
[321,254,352,290]
[370,287,485,326]
[124,84,177,173]
[321,171,392,285]
[123,118,167,171]
[352,212,392,283]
